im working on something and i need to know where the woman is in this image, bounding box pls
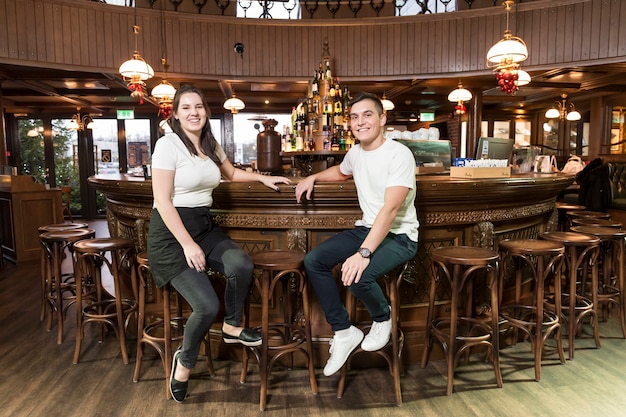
[147,85,291,403]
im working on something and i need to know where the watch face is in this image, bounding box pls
[359,247,371,258]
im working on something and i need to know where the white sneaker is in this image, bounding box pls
[323,326,364,377]
[361,314,392,352]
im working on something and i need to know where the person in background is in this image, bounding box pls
[147,85,291,403]
[295,91,419,377]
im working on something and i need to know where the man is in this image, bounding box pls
[295,91,419,377]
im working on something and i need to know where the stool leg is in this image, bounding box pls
[420,262,439,369]
[133,270,147,383]
[389,275,402,405]
[302,279,318,395]
[259,269,270,412]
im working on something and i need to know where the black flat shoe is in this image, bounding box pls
[222,328,262,347]
[169,349,188,403]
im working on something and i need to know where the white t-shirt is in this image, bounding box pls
[150,132,226,208]
[340,138,419,242]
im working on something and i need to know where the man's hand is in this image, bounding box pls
[340,253,370,286]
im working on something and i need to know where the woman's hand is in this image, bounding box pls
[259,175,291,191]
[182,241,206,272]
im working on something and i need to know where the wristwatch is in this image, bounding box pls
[358,247,372,259]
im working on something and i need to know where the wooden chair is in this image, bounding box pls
[61,186,73,222]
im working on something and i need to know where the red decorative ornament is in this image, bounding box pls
[454,102,466,115]
[159,103,173,120]
[128,81,146,105]
[496,68,519,94]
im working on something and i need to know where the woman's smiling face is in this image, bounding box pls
[174,92,207,136]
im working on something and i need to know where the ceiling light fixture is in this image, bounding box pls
[381,93,395,112]
[487,1,529,95]
[68,111,95,131]
[119,5,154,105]
[448,82,472,115]
[545,93,581,121]
[409,113,418,122]
[223,92,245,114]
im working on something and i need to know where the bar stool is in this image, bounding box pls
[72,237,138,365]
[39,228,95,344]
[497,239,566,381]
[241,250,317,411]
[421,246,502,395]
[571,217,622,228]
[133,252,215,399]
[555,202,586,231]
[38,222,89,323]
[337,262,409,405]
[539,231,602,359]
[570,225,626,338]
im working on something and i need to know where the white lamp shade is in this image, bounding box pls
[447,88,472,103]
[151,81,177,100]
[545,108,560,119]
[566,110,581,121]
[516,70,531,86]
[119,55,155,81]
[223,96,245,113]
[487,37,528,64]
[381,98,395,111]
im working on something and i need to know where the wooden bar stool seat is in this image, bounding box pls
[338,262,409,405]
[566,210,611,220]
[421,246,502,395]
[571,217,622,228]
[133,252,215,399]
[540,231,602,359]
[241,250,317,411]
[570,225,626,338]
[555,202,586,231]
[38,222,89,323]
[72,237,138,365]
[497,239,566,381]
[39,228,95,344]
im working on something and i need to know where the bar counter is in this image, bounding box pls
[89,172,574,365]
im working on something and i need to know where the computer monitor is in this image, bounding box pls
[474,137,514,160]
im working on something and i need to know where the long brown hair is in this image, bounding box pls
[169,84,222,166]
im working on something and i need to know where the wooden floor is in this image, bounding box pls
[2,220,626,417]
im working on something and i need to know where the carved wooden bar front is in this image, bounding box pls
[89,173,573,365]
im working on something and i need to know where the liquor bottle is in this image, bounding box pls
[324,60,332,81]
[331,129,340,151]
[342,86,350,115]
[323,125,331,151]
[311,70,319,97]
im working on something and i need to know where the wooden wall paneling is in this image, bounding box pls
[571,2,584,62]
[34,1,46,62]
[415,21,430,74]
[610,0,625,57]
[437,18,447,74]
[561,3,574,63]
[23,1,36,62]
[399,21,409,76]
[580,0,593,61]
[607,0,622,57]
[14,0,28,61]
[589,2,611,59]
[619,0,626,56]
[0,0,7,59]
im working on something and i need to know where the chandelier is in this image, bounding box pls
[223,92,245,114]
[486,1,529,95]
[151,58,177,121]
[447,82,472,115]
[545,94,581,121]
[118,18,154,105]
[68,112,95,131]
[381,93,395,112]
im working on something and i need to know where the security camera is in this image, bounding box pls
[234,43,245,55]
